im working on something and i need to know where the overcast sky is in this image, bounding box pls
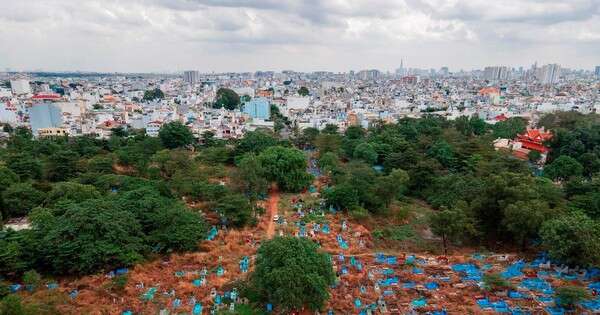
[0,0,599,73]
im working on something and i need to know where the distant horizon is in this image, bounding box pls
[1,1,599,73]
[2,63,598,76]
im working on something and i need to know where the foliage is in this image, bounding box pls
[297,86,309,96]
[215,88,241,110]
[2,183,46,218]
[491,117,527,139]
[428,204,477,254]
[22,270,41,290]
[544,155,583,181]
[143,88,164,101]
[540,212,600,267]
[555,286,590,308]
[215,193,254,227]
[158,122,194,149]
[257,146,312,192]
[483,273,512,292]
[251,237,334,312]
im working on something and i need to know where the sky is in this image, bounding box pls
[0,0,599,73]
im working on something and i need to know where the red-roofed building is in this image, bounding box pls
[31,93,62,101]
[516,128,552,153]
[495,113,508,122]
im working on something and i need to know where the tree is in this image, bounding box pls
[297,86,309,96]
[544,155,583,181]
[353,142,378,165]
[315,133,342,156]
[251,237,334,312]
[492,117,527,139]
[46,150,79,181]
[502,200,556,249]
[321,124,339,134]
[45,182,101,207]
[143,88,164,101]
[318,152,340,174]
[294,127,319,149]
[2,183,46,218]
[258,146,313,192]
[86,154,115,174]
[146,206,207,252]
[0,167,18,191]
[234,154,269,200]
[235,130,279,157]
[158,122,194,149]
[428,204,477,254]
[22,270,41,291]
[540,212,600,267]
[34,200,146,274]
[375,169,409,207]
[215,88,240,110]
[6,154,42,180]
[555,286,590,309]
[215,193,254,227]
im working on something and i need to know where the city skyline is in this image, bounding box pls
[0,0,599,73]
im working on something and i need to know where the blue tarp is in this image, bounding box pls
[413,267,424,275]
[425,282,439,290]
[501,261,525,279]
[545,307,565,315]
[193,303,203,315]
[403,282,416,289]
[520,278,553,294]
[412,298,427,308]
[377,277,398,287]
[581,298,600,311]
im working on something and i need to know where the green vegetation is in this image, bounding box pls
[215,88,241,110]
[483,273,513,292]
[297,86,309,96]
[158,122,194,149]
[555,285,590,308]
[251,237,334,312]
[143,88,165,101]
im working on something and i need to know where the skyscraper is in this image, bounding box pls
[183,70,200,84]
[538,64,561,84]
[595,66,600,78]
[483,66,509,81]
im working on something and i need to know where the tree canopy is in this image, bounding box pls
[251,237,334,312]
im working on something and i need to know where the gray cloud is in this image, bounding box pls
[0,0,598,72]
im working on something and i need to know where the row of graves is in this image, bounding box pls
[282,195,600,314]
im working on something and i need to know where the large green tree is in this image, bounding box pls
[540,212,600,267]
[215,88,240,110]
[251,237,334,312]
[258,146,312,192]
[2,183,46,218]
[158,122,194,149]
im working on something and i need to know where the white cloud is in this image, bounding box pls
[0,0,598,72]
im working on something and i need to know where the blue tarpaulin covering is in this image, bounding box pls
[520,278,553,294]
[425,282,439,290]
[377,277,398,287]
[412,298,427,308]
[581,298,600,311]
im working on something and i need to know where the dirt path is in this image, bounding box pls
[265,185,279,239]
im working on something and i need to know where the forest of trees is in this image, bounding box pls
[1,111,600,312]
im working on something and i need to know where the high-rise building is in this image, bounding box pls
[439,67,449,77]
[10,79,31,95]
[483,66,509,81]
[30,103,63,136]
[537,64,561,84]
[595,66,600,78]
[183,70,200,84]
